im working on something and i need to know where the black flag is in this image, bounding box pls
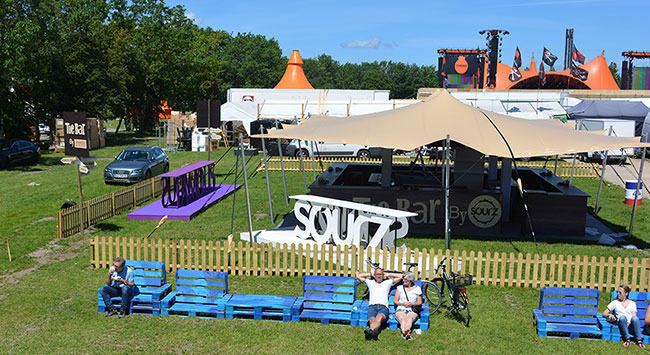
[509,66,522,82]
[543,47,558,67]
[513,47,522,68]
[539,62,546,86]
[570,62,589,81]
[572,44,585,64]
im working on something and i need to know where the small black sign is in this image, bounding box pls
[63,112,89,157]
[196,100,221,128]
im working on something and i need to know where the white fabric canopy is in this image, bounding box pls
[255,90,649,158]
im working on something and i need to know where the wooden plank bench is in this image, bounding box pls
[293,275,362,325]
[97,260,172,316]
[532,287,609,340]
[161,269,232,319]
[352,280,430,331]
[225,294,299,322]
[605,291,650,343]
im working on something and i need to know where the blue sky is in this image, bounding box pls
[168,0,648,71]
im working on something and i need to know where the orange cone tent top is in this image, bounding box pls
[274,50,314,89]
[492,54,619,90]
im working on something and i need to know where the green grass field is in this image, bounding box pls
[1,131,648,353]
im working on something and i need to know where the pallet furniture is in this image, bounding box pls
[161,269,232,318]
[532,287,609,340]
[353,280,430,331]
[293,275,362,325]
[225,294,300,322]
[97,260,172,316]
[604,291,650,343]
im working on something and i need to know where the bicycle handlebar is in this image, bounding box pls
[434,257,448,274]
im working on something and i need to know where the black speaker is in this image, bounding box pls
[196,100,221,128]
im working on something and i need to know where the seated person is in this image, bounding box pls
[394,272,423,340]
[356,268,402,340]
[99,257,135,319]
[604,284,646,349]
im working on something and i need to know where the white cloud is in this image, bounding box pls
[186,12,202,25]
[341,37,381,49]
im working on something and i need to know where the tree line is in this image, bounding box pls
[1,0,439,137]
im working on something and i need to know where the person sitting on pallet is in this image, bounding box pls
[99,257,135,319]
[603,284,646,349]
[394,272,423,340]
[356,268,403,340]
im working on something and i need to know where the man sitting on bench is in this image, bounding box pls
[356,268,402,340]
[100,257,135,319]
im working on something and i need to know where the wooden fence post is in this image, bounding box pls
[111,192,115,216]
[57,211,63,239]
[150,178,155,199]
[132,184,137,207]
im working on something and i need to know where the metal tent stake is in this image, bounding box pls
[444,134,451,250]
[260,126,274,221]
[629,145,647,235]
[239,136,255,242]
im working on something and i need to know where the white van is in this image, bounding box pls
[285,140,382,159]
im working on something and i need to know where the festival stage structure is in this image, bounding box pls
[128,161,239,221]
[255,90,650,245]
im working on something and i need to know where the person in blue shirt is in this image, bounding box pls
[99,257,135,318]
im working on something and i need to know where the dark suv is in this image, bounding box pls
[0,140,40,169]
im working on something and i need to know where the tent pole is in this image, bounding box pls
[310,140,317,180]
[553,155,559,175]
[629,145,647,235]
[595,126,613,214]
[239,135,255,242]
[260,126,274,221]
[275,121,288,205]
[298,140,308,191]
[444,134,451,250]
[569,154,577,185]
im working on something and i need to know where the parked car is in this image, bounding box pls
[285,140,382,159]
[104,146,169,184]
[0,139,41,168]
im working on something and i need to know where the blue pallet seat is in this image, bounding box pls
[293,275,362,325]
[225,294,299,322]
[353,280,430,331]
[603,291,650,343]
[97,260,172,316]
[161,269,231,319]
[532,287,608,340]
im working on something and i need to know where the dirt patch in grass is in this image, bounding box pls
[0,237,84,288]
[14,216,56,232]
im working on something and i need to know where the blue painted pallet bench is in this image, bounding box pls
[292,275,362,325]
[161,269,232,319]
[604,291,650,343]
[352,280,430,331]
[225,294,299,322]
[532,287,609,340]
[97,260,172,316]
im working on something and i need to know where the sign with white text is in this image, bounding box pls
[63,112,89,157]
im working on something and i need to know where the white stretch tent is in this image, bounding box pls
[255,90,649,158]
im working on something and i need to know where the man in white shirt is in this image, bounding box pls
[356,268,403,340]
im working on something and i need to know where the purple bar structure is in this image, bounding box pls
[160,161,216,208]
[128,184,240,221]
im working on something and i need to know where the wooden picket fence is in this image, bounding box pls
[58,177,164,238]
[89,236,650,292]
[259,156,599,178]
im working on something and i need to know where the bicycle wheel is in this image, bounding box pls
[456,291,471,327]
[421,280,442,314]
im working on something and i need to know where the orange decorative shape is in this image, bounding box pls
[274,50,314,89]
[455,56,468,74]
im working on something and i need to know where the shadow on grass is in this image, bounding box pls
[587,207,650,248]
[105,131,154,147]
[94,223,122,232]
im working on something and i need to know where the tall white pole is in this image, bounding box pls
[310,141,317,180]
[444,134,451,250]
[260,126,273,221]
[629,143,647,235]
[595,126,613,213]
[239,136,254,242]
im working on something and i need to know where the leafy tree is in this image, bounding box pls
[609,61,621,87]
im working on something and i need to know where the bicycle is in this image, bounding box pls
[423,256,472,327]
